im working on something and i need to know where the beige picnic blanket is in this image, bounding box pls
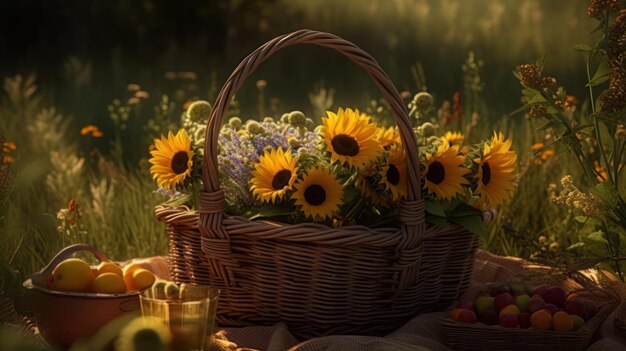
[130,250,626,351]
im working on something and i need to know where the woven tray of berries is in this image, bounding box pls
[439,280,618,351]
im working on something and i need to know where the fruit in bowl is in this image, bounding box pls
[450,281,598,331]
[23,244,157,348]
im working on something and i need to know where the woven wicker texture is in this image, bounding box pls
[7,254,625,350]
[155,29,479,338]
[439,250,624,351]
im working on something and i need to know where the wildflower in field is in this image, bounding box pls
[80,125,103,138]
[587,0,619,19]
[601,11,626,115]
[1,141,16,165]
[443,131,464,145]
[530,143,554,165]
[292,166,343,221]
[116,316,171,351]
[554,175,598,215]
[126,83,141,92]
[377,126,401,147]
[379,146,408,202]
[529,104,548,118]
[473,132,517,209]
[149,130,194,190]
[422,140,470,200]
[250,148,298,203]
[322,108,383,169]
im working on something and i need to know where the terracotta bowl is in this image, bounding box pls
[23,244,140,348]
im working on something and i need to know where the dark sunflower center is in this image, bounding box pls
[304,184,326,206]
[386,164,400,185]
[481,162,491,186]
[271,169,292,190]
[331,134,360,156]
[426,161,445,184]
[171,151,190,174]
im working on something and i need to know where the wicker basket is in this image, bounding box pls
[439,283,618,351]
[155,29,479,338]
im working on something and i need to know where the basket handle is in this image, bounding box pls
[201,29,423,203]
[31,243,111,287]
[198,30,426,287]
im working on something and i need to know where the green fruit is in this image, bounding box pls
[515,294,530,312]
[572,315,585,330]
[475,296,496,315]
[164,282,180,299]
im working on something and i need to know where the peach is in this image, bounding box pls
[499,304,521,318]
[530,310,553,330]
[552,311,574,331]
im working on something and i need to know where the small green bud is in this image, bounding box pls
[245,120,264,134]
[187,100,212,122]
[288,111,307,128]
[263,117,275,123]
[421,122,436,137]
[280,113,290,123]
[229,117,242,129]
[305,118,315,130]
[297,148,308,157]
[287,136,300,149]
[413,92,433,112]
[164,282,180,299]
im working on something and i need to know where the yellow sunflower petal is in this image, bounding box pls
[473,132,517,209]
[422,140,470,200]
[292,166,343,221]
[250,148,298,203]
[148,130,195,190]
[322,108,383,169]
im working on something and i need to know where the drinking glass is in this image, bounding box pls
[140,282,219,351]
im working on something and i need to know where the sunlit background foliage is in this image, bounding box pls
[1,0,624,287]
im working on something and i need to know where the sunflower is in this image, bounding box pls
[379,147,408,202]
[377,126,402,147]
[443,131,464,145]
[358,175,389,207]
[292,166,343,221]
[250,148,298,203]
[322,108,383,169]
[422,140,470,200]
[149,130,195,190]
[473,132,517,209]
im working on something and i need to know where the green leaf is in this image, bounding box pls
[448,202,483,218]
[508,93,548,118]
[426,214,449,226]
[425,199,446,217]
[571,44,592,53]
[575,215,590,224]
[163,194,192,208]
[591,182,619,207]
[587,61,612,87]
[248,206,296,220]
[567,242,585,250]
[451,214,486,236]
[587,230,608,244]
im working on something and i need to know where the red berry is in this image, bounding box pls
[457,309,478,324]
[494,293,515,311]
[500,313,518,328]
[543,287,566,307]
[518,312,531,329]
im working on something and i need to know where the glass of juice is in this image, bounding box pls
[140,282,219,351]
